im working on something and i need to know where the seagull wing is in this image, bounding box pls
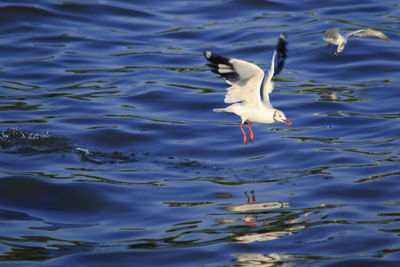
[323,28,341,44]
[347,28,389,41]
[274,33,288,76]
[262,33,288,106]
[324,28,347,54]
[204,51,264,104]
[262,52,275,108]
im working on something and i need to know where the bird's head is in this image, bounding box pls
[335,42,346,55]
[273,109,292,127]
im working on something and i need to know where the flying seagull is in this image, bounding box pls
[324,28,389,55]
[204,33,291,145]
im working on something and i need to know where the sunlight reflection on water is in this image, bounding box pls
[1,0,400,266]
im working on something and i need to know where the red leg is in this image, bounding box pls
[251,190,256,203]
[245,192,250,204]
[247,122,254,144]
[240,123,247,145]
[245,220,257,227]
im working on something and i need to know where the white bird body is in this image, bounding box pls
[216,101,275,124]
[324,28,389,55]
[212,56,274,124]
[204,34,291,144]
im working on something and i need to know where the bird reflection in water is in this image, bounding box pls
[243,190,269,227]
[226,191,309,266]
[221,190,306,244]
[224,190,289,229]
[233,253,293,267]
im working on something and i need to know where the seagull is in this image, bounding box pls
[204,33,291,145]
[324,28,389,55]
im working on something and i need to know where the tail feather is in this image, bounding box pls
[213,108,228,112]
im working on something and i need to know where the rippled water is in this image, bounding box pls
[1,0,400,266]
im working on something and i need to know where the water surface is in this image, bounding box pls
[1,0,400,266]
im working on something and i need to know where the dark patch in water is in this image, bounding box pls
[0,128,72,153]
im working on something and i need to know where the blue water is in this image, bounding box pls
[1,0,400,266]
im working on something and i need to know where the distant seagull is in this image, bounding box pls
[324,28,389,55]
[204,33,291,145]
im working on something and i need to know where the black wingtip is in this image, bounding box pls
[274,33,288,76]
[203,51,233,66]
[204,50,212,60]
[203,51,240,82]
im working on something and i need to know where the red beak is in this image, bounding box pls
[282,118,292,127]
